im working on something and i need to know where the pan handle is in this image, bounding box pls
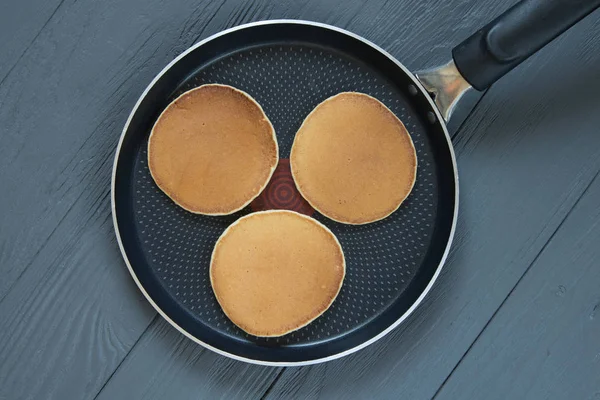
[416,0,600,121]
[452,0,600,91]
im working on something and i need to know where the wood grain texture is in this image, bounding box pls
[0,0,223,302]
[264,10,600,400]
[83,0,503,397]
[95,319,282,400]
[0,0,491,318]
[1,0,598,398]
[435,171,600,400]
[0,0,491,398]
[0,0,254,398]
[0,0,65,85]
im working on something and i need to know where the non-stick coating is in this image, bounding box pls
[113,21,457,364]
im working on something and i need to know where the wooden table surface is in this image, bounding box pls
[1,0,599,398]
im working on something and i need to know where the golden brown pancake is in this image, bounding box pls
[210,210,345,337]
[290,92,417,224]
[148,84,278,215]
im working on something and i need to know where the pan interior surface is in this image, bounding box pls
[114,22,456,363]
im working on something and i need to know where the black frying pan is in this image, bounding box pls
[112,0,600,365]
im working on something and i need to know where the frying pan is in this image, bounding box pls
[112,0,600,365]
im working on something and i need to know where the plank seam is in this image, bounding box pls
[431,166,600,399]
[0,0,67,90]
[191,0,228,43]
[0,185,89,306]
[450,89,488,141]
[259,368,287,400]
[92,314,160,400]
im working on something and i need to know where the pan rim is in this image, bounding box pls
[111,19,459,366]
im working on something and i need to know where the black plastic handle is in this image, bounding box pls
[452,0,600,91]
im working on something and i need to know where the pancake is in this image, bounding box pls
[290,92,417,224]
[210,210,345,337]
[148,84,278,215]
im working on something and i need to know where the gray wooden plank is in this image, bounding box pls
[0,0,64,85]
[0,0,228,302]
[0,215,155,399]
[434,173,600,399]
[9,1,597,398]
[264,10,600,400]
[0,0,490,317]
[82,0,508,398]
[95,319,282,400]
[0,0,495,398]
[0,0,265,398]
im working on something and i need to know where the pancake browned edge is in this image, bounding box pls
[210,210,346,337]
[290,92,417,225]
[148,84,278,215]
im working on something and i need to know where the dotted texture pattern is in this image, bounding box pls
[131,44,438,346]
